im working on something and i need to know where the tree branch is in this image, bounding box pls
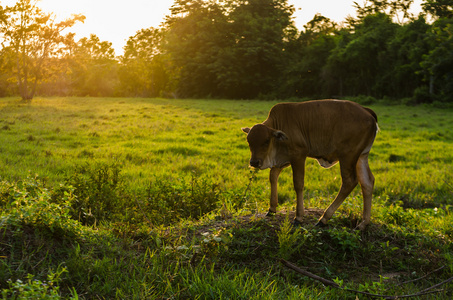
[397,265,445,286]
[280,258,340,288]
[280,259,451,299]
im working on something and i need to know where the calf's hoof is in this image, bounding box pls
[266,209,276,217]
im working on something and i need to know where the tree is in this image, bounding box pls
[421,18,453,102]
[162,0,295,99]
[163,0,232,98]
[69,34,118,96]
[281,14,338,98]
[384,16,431,99]
[325,13,399,97]
[120,27,168,97]
[351,0,416,24]
[422,0,453,19]
[0,0,84,100]
[224,0,296,98]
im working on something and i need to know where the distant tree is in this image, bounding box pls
[224,0,296,98]
[325,13,399,97]
[351,0,415,24]
[421,17,453,102]
[162,0,295,99]
[0,0,84,100]
[69,34,119,96]
[302,14,339,38]
[120,27,168,97]
[384,16,431,99]
[163,0,232,98]
[0,44,14,96]
[281,14,338,98]
[422,0,453,19]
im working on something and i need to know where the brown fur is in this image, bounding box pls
[242,100,378,230]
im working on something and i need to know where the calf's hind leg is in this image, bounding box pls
[316,160,358,226]
[356,153,375,230]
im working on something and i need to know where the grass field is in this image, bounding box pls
[1,97,452,299]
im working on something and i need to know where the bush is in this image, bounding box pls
[142,174,221,226]
[1,268,76,300]
[0,175,81,238]
[55,162,223,227]
[350,95,377,105]
[59,161,127,226]
[413,86,433,104]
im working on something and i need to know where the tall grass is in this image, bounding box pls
[0,97,452,299]
[2,97,451,209]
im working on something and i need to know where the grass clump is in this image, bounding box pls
[0,174,81,238]
[143,174,221,225]
[59,161,126,226]
[0,176,82,298]
[277,215,302,259]
[52,161,223,227]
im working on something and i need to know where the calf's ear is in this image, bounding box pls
[242,127,251,134]
[273,130,288,141]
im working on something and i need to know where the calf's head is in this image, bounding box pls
[242,124,288,169]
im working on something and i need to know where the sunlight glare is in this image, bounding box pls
[1,0,423,55]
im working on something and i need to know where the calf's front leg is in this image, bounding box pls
[291,159,306,224]
[267,167,282,216]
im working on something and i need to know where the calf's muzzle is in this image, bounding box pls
[249,159,261,169]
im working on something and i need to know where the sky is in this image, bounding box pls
[2,0,423,55]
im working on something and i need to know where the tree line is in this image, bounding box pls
[1,0,452,103]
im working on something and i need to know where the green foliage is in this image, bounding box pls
[349,95,378,105]
[0,0,85,100]
[325,13,400,97]
[413,85,432,104]
[55,160,223,227]
[1,268,74,300]
[175,265,288,299]
[0,174,81,238]
[0,97,452,299]
[66,34,119,97]
[163,0,295,99]
[143,173,222,225]
[59,161,125,226]
[422,0,453,19]
[277,215,302,259]
[120,28,168,97]
[328,227,361,253]
[421,17,453,103]
[281,14,338,98]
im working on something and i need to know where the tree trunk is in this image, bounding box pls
[429,75,434,95]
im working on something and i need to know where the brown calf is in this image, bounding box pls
[242,100,378,230]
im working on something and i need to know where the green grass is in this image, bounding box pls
[0,97,452,299]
